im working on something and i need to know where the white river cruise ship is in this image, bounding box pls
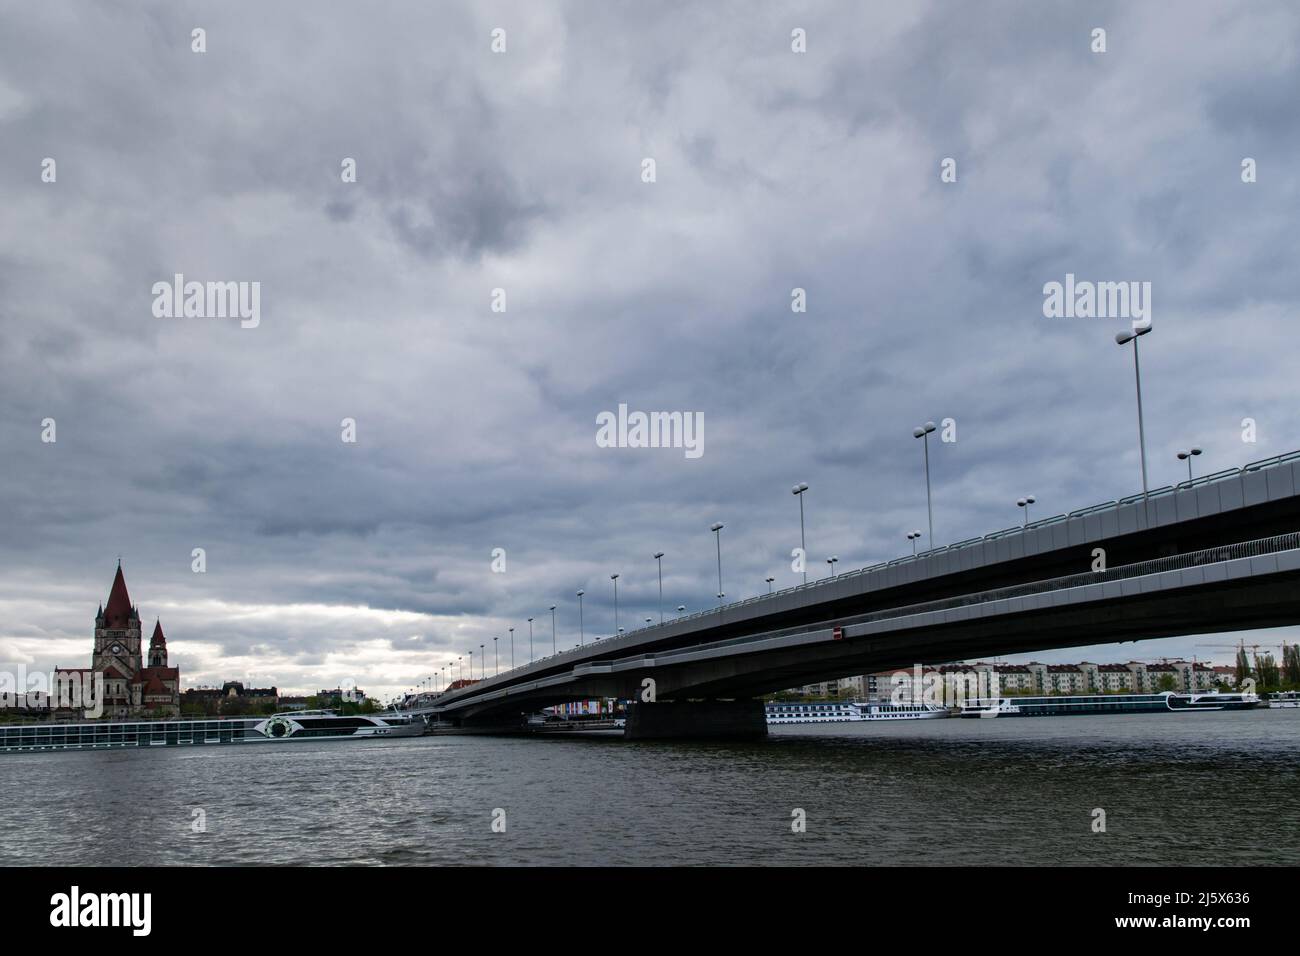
[766,700,949,724]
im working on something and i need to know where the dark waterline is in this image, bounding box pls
[2,710,1296,866]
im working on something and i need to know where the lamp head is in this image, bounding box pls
[710,522,724,532]
[653,551,664,559]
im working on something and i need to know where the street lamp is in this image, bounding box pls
[792,482,809,584]
[1177,446,1203,482]
[549,605,557,656]
[469,649,474,682]
[527,617,534,662]
[576,590,585,645]
[479,644,485,680]
[653,552,665,623]
[493,636,498,676]
[1017,495,1036,527]
[766,575,775,593]
[509,627,515,669]
[457,655,462,683]
[710,522,725,605]
[907,530,923,555]
[913,421,937,545]
[1115,325,1153,498]
[610,574,620,635]
[676,605,686,616]
[826,555,839,578]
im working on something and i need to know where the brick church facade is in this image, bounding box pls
[56,563,181,719]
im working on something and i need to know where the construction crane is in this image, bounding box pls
[1196,641,1289,654]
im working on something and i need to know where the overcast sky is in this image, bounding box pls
[3,1,1299,700]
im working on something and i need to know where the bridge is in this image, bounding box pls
[416,450,1300,739]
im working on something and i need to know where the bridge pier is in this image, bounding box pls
[624,699,767,740]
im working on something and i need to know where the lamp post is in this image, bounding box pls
[653,552,665,623]
[549,605,557,656]
[610,574,620,635]
[913,422,937,546]
[576,590,585,645]
[479,644,485,680]
[792,482,809,584]
[457,656,462,682]
[1178,447,1202,482]
[1017,495,1036,528]
[1115,326,1153,498]
[766,576,775,593]
[469,649,474,683]
[527,617,534,663]
[493,636,498,676]
[509,627,515,669]
[710,522,725,605]
[826,555,839,578]
[907,529,923,556]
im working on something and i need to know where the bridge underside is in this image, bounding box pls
[440,568,1300,730]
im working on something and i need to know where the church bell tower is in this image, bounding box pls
[92,561,143,678]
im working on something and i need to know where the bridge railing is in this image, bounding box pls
[442,449,1300,699]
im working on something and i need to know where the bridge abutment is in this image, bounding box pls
[624,699,768,740]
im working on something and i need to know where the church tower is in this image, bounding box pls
[148,619,168,668]
[92,562,143,677]
[90,562,143,717]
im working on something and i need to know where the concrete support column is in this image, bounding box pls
[623,699,767,740]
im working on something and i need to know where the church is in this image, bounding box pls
[55,563,181,719]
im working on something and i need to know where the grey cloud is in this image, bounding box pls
[3,1,1300,698]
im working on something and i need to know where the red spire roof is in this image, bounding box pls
[103,563,134,628]
[150,619,166,646]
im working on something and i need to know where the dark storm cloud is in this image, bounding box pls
[3,1,1300,697]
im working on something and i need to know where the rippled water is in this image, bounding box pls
[2,710,1296,865]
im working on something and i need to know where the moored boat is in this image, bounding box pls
[0,709,425,754]
[766,700,949,724]
[958,690,1261,718]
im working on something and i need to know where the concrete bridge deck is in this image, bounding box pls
[415,450,1300,737]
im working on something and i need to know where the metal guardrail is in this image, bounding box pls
[437,448,1300,702]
